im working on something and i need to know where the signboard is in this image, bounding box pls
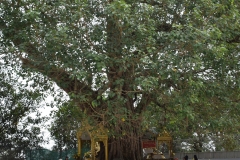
[142,140,156,148]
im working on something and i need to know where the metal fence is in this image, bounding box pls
[24,148,77,160]
[3,148,240,160]
[0,148,78,160]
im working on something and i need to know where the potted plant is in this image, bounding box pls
[73,153,81,160]
[83,151,92,160]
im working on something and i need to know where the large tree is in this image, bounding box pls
[1,0,240,159]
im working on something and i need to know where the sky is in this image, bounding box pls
[38,87,69,150]
[39,96,57,150]
[0,53,69,150]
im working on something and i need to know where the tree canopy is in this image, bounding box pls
[1,0,240,159]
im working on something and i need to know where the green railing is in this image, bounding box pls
[25,148,77,160]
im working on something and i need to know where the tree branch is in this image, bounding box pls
[135,93,152,113]
[227,35,240,43]
[20,56,90,94]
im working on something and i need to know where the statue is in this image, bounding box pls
[83,142,101,160]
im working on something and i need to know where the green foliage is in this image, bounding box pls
[0,68,46,159]
[1,0,240,158]
[49,101,82,151]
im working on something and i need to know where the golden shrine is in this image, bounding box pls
[156,130,174,159]
[76,121,108,160]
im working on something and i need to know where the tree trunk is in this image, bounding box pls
[107,126,143,160]
[102,9,145,159]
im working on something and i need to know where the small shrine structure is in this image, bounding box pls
[76,121,108,160]
[156,130,174,159]
[142,129,174,160]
